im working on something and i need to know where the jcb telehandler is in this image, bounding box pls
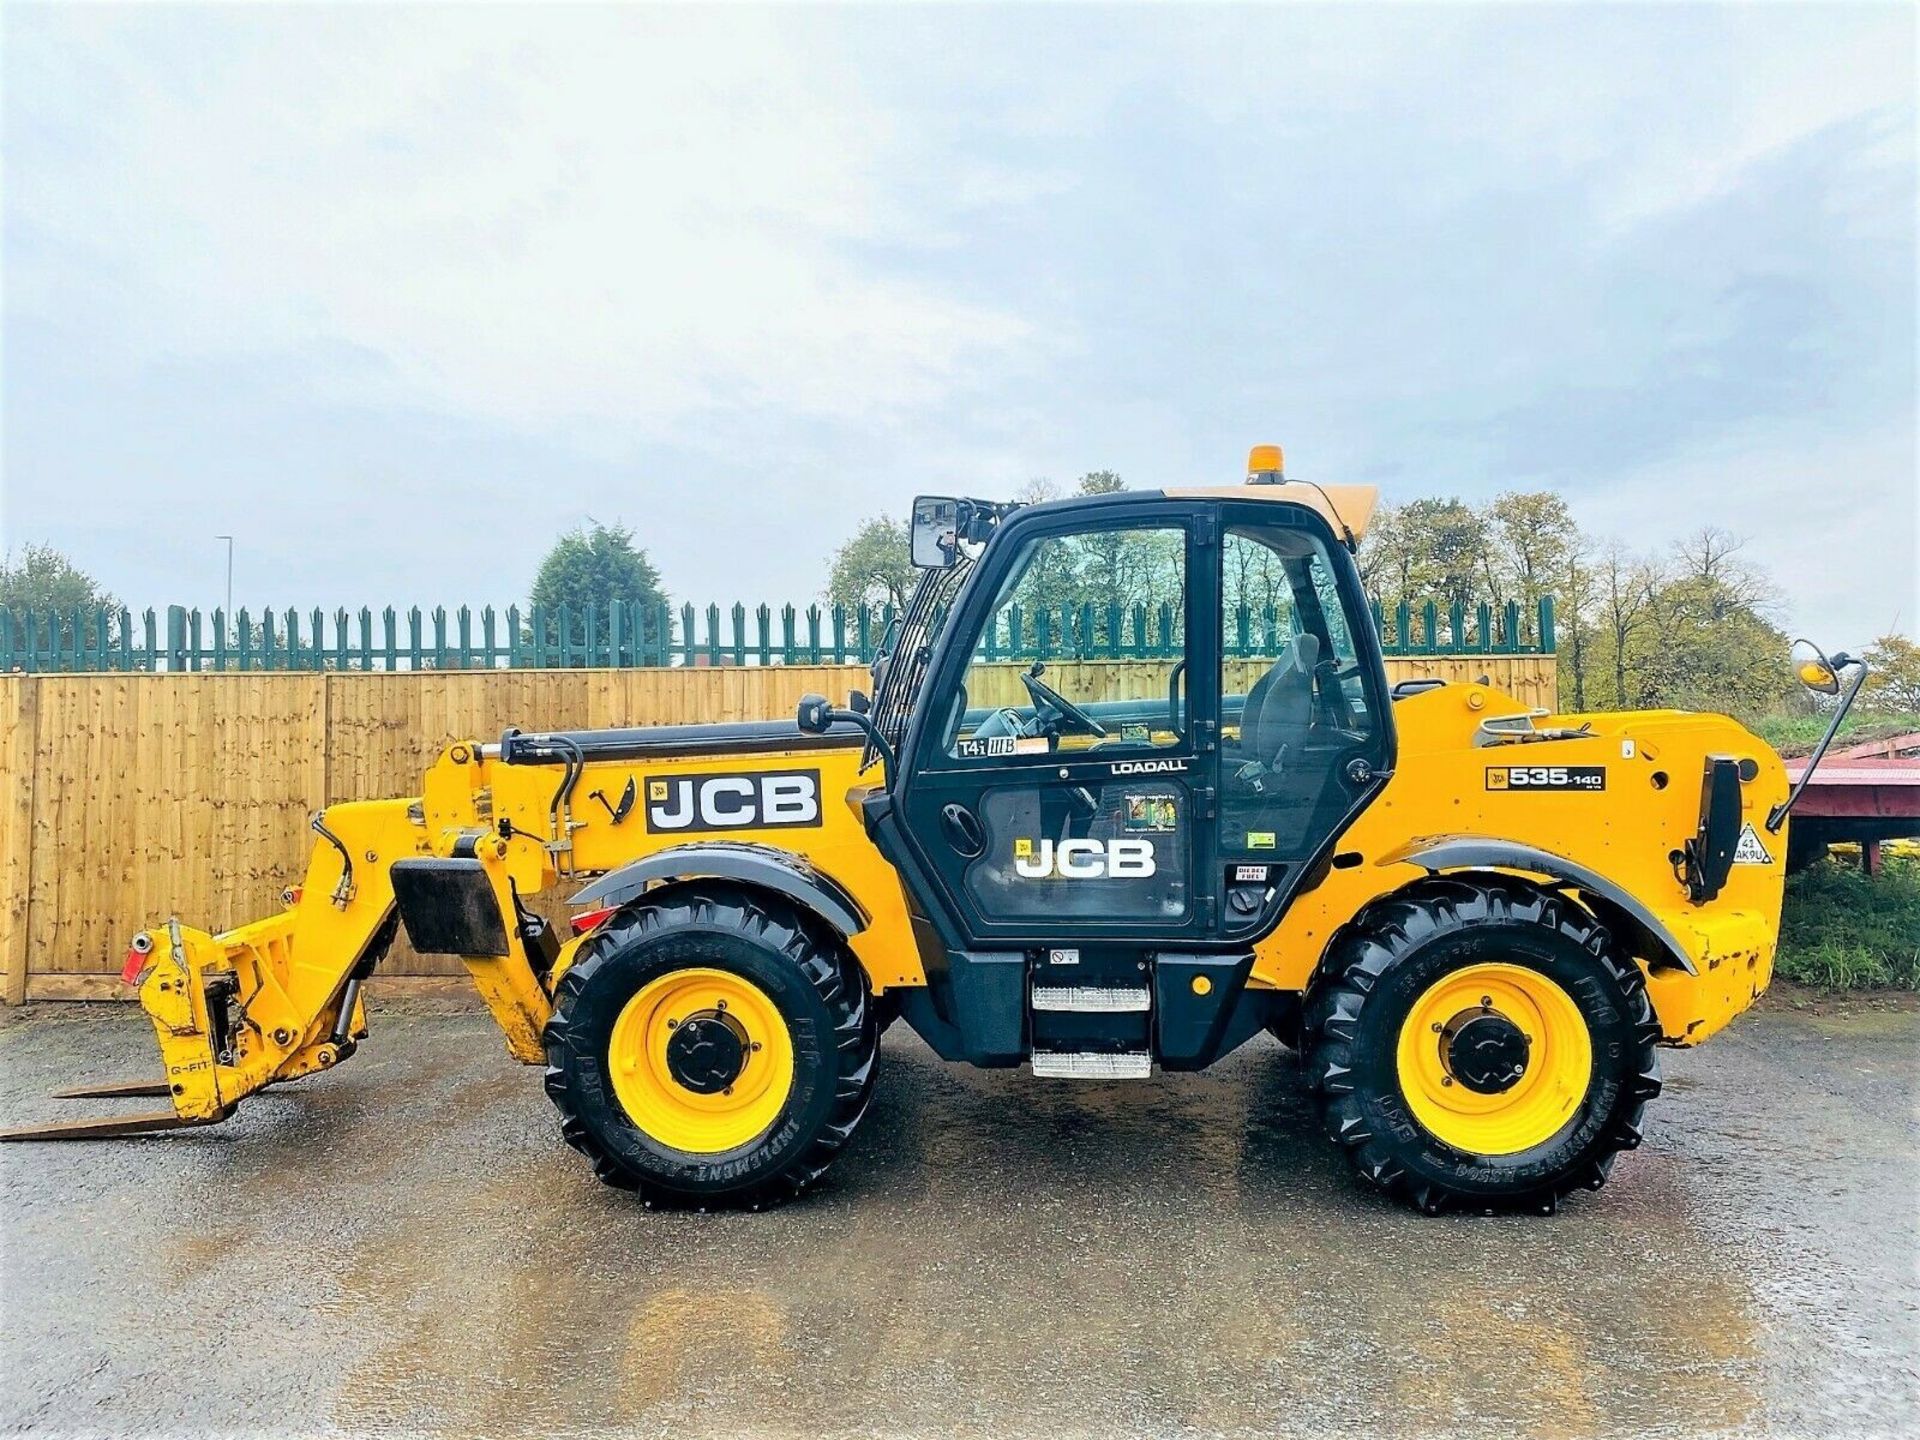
[4,447,1867,1215]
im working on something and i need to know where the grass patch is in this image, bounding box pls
[1776,853,1920,990]
[1751,711,1920,758]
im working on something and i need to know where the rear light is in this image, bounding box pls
[122,932,155,986]
[570,906,617,937]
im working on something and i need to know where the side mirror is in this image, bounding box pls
[1769,640,1871,832]
[1790,638,1841,695]
[796,694,833,734]
[911,496,962,569]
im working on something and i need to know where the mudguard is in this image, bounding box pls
[570,841,869,938]
[1387,836,1698,976]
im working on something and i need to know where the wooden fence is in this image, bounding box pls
[0,654,1555,1001]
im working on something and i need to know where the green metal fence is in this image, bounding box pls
[0,596,1553,673]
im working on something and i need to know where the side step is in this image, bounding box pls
[1031,985,1150,1013]
[1029,1051,1153,1080]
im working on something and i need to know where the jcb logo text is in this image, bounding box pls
[1014,838,1157,879]
[645,769,822,832]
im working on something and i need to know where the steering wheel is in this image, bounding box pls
[1020,665,1108,739]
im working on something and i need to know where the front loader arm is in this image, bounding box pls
[135,799,416,1123]
[3,765,557,1141]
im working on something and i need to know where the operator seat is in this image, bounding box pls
[1238,633,1321,769]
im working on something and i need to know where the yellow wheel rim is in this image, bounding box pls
[608,968,795,1155]
[1395,963,1592,1156]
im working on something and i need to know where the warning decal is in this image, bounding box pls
[1732,823,1774,866]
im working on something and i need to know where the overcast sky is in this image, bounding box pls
[3,3,1914,646]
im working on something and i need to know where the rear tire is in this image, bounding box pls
[543,883,877,1209]
[1304,877,1662,1215]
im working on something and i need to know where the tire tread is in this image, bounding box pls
[1303,876,1661,1215]
[543,882,878,1209]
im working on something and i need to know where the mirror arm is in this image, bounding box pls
[1767,656,1868,833]
[796,694,897,788]
[850,712,897,787]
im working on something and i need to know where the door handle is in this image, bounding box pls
[940,803,986,858]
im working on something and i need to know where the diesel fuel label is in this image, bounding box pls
[1486,765,1606,793]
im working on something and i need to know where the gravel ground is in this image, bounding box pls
[1,994,1915,1439]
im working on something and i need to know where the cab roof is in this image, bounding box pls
[1010,481,1378,545]
[1164,483,1378,544]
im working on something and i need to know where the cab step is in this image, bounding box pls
[1031,985,1151,1013]
[1029,1051,1153,1080]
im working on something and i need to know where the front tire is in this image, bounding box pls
[543,883,878,1209]
[1305,877,1662,1215]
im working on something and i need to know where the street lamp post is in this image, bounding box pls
[216,535,234,619]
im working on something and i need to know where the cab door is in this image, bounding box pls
[1213,501,1395,938]
[895,503,1221,946]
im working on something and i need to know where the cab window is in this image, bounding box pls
[1220,521,1379,859]
[945,522,1187,759]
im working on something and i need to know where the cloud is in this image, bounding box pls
[2,3,1913,644]
[5,6,1042,441]
[1575,419,1916,647]
[1479,108,1914,480]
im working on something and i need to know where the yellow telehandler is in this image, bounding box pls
[2,447,1867,1215]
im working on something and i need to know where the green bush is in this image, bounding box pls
[1750,711,1920,757]
[1776,854,1920,990]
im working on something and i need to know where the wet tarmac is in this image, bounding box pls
[1,995,1915,1438]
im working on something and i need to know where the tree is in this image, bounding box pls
[1556,538,1596,711]
[1487,491,1577,628]
[1595,542,1661,709]
[529,522,667,650]
[1361,498,1487,629]
[1620,529,1785,718]
[1,543,120,616]
[1634,568,1786,718]
[982,470,1191,654]
[1315,480,1818,721]
[1355,503,1409,609]
[1861,633,1920,714]
[1672,527,1778,617]
[826,515,915,612]
[1398,499,1487,610]
[1,543,123,652]
[1072,470,1155,634]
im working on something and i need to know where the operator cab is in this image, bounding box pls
[820,448,1396,1075]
